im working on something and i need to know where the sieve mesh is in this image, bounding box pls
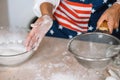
[68,32,120,59]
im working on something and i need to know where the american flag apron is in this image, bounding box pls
[46,0,120,39]
[54,0,93,32]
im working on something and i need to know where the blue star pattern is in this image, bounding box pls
[46,0,120,39]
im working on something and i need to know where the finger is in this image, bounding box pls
[27,28,40,50]
[107,20,114,34]
[97,19,104,29]
[114,21,119,29]
[25,20,43,51]
[30,17,43,29]
[33,36,43,51]
[97,15,107,29]
[31,22,42,28]
[27,33,39,51]
[32,37,40,51]
[34,18,43,26]
[32,29,45,50]
[31,24,37,28]
[25,28,36,47]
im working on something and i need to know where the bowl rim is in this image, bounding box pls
[0,42,35,57]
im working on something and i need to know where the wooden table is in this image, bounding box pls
[0,37,119,80]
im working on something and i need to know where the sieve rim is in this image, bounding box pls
[68,32,120,61]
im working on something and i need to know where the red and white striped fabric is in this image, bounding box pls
[54,0,93,32]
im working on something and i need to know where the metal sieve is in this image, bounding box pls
[68,32,120,69]
[68,21,120,69]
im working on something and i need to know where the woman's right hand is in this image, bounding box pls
[25,2,54,51]
[97,3,120,34]
[25,15,53,51]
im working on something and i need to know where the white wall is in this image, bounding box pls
[0,0,9,26]
[0,0,36,28]
[7,0,35,28]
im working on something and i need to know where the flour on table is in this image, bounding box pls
[32,51,101,80]
[50,73,79,80]
[0,49,107,80]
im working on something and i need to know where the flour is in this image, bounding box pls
[50,73,79,80]
[0,27,34,66]
[49,71,104,80]
[31,51,102,80]
[0,50,107,80]
[0,42,26,55]
[0,42,33,65]
[0,48,24,55]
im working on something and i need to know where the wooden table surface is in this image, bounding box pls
[0,37,119,80]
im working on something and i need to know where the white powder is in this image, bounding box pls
[0,51,108,80]
[105,76,117,80]
[0,42,33,65]
[32,51,103,80]
[0,48,24,55]
[0,42,26,55]
[0,27,33,66]
[50,73,79,80]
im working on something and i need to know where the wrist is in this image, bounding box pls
[40,2,54,19]
[113,3,120,13]
[115,0,120,4]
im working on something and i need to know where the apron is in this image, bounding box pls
[54,0,93,32]
[46,0,119,39]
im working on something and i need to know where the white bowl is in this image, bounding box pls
[0,27,35,66]
[0,41,34,66]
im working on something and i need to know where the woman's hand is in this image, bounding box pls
[25,2,54,51]
[97,3,120,34]
[40,2,55,19]
[25,15,53,51]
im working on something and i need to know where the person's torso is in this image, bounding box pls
[55,0,116,32]
[67,0,116,31]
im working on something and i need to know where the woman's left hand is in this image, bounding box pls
[25,15,53,51]
[97,3,120,34]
